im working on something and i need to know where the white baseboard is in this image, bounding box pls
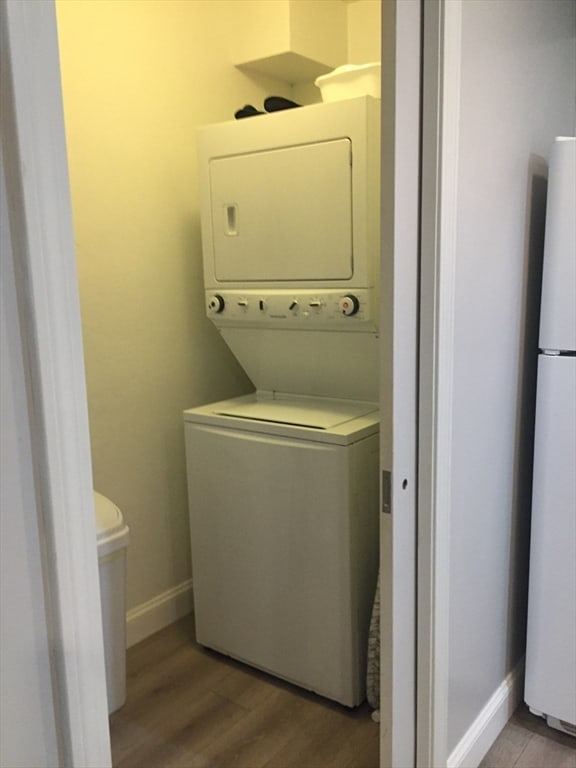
[126,579,194,648]
[447,658,525,768]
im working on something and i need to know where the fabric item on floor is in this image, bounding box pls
[366,570,380,712]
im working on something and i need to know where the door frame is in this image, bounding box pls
[1,1,450,766]
[379,0,422,766]
[417,1,463,766]
[1,1,111,765]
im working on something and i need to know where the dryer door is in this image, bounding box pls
[209,139,353,282]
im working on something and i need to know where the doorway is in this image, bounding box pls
[2,4,416,764]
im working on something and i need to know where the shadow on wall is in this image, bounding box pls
[506,154,548,668]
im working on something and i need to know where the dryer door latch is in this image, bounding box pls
[382,470,391,515]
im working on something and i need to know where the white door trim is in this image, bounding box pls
[417,1,463,766]
[1,1,111,765]
[379,0,421,765]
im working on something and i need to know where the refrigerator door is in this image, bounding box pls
[525,354,576,729]
[539,137,576,352]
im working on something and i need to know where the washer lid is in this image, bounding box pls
[215,398,375,430]
[184,393,379,445]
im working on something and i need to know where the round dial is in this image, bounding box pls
[339,295,360,316]
[208,294,225,313]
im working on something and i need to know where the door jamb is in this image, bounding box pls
[379,0,422,765]
[417,1,463,766]
[1,1,111,764]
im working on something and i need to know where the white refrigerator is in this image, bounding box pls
[524,136,576,737]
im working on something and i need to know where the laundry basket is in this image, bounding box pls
[94,491,130,714]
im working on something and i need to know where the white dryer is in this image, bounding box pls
[196,95,381,404]
[184,393,379,707]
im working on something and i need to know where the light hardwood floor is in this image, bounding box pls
[480,704,575,768]
[110,613,379,768]
[110,615,575,768]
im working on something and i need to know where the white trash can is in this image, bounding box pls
[94,491,130,714]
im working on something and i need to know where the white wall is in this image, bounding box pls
[447,0,576,755]
[0,154,60,768]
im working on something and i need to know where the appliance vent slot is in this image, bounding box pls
[559,720,576,736]
[214,412,325,430]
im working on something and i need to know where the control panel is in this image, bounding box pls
[206,289,376,331]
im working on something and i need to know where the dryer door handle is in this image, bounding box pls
[224,204,238,236]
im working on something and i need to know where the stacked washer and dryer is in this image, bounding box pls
[183,96,381,707]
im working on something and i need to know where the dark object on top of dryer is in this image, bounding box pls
[234,104,265,119]
[264,96,301,112]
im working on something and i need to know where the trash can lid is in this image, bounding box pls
[94,491,129,555]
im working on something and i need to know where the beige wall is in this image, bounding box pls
[56,0,381,624]
[347,0,381,63]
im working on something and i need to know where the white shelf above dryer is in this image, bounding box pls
[232,0,347,84]
[235,51,335,85]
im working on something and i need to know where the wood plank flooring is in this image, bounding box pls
[110,614,575,768]
[110,614,379,768]
[480,705,575,768]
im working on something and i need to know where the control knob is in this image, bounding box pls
[208,294,225,313]
[339,294,360,316]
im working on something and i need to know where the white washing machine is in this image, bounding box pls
[184,393,379,707]
[184,97,382,706]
